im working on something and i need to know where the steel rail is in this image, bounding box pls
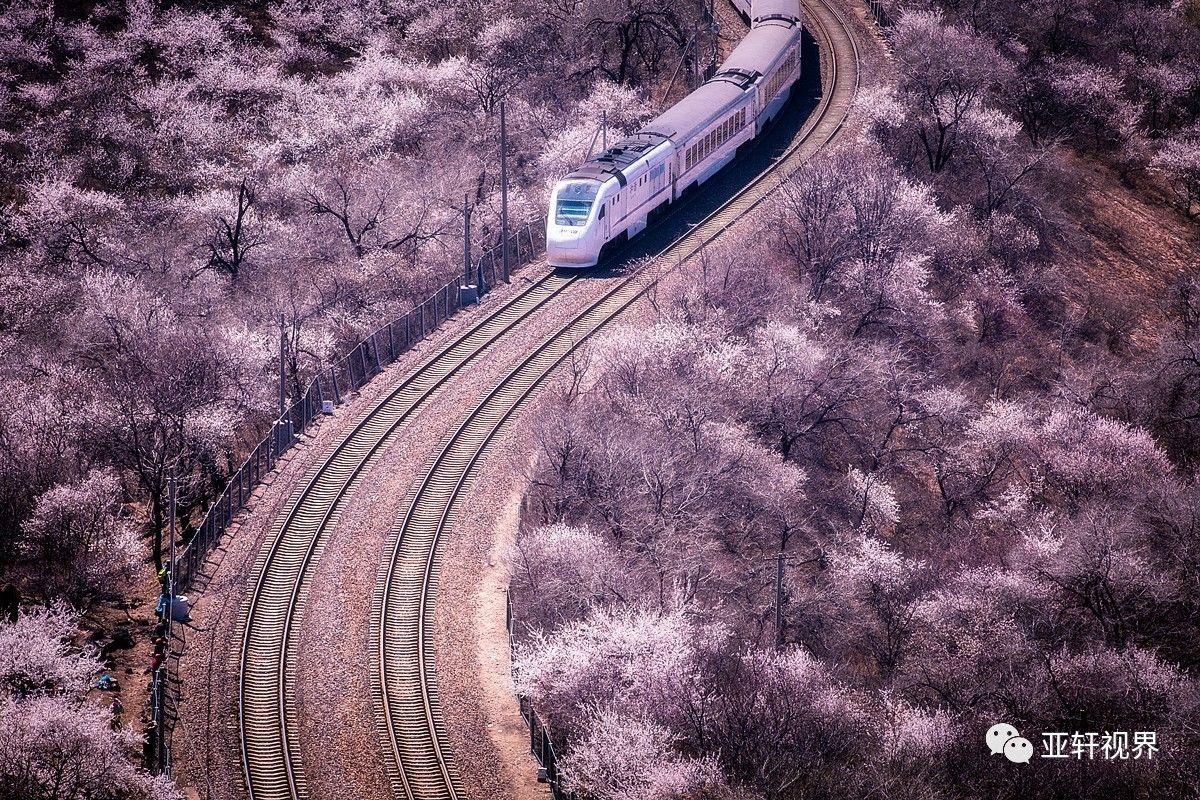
[236,269,579,800]
[371,1,861,798]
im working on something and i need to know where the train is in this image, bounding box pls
[545,0,804,268]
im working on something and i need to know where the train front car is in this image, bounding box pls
[547,178,605,268]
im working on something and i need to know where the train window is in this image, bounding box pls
[554,180,599,227]
[598,205,605,220]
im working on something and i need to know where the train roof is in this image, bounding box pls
[749,0,802,27]
[637,81,748,144]
[717,21,802,78]
[563,134,670,187]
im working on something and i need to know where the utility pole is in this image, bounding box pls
[500,100,510,283]
[775,551,785,648]
[278,314,287,452]
[160,474,176,773]
[168,477,177,594]
[278,314,286,419]
[463,192,471,287]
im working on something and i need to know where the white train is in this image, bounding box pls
[546,0,804,268]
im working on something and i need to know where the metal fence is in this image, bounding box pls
[173,215,544,595]
[148,216,545,776]
[506,593,574,800]
[864,0,892,27]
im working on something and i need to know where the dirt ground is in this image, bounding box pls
[77,570,164,760]
[1057,151,1200,341]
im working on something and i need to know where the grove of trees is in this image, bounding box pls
[0,0,708,792]
[511,2,1200,799]
[1,0,710,586]
[0,605,176,800]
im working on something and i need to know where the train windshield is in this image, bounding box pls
[555,181,599,226]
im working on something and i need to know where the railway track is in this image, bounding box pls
[236,270,581,800]
[370,1,861,798]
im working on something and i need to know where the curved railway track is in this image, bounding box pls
[370,1,861,798]
[237,270,580,800]
[237,1,860,798]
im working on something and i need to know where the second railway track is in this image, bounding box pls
[370,1,861,798]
